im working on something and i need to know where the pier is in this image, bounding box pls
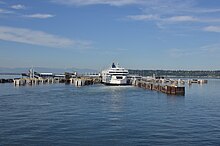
[69,77,101,87]
[0,68,209,96]
[188,79,208,84]
[133,79,185,95]
[11,76,209,96]
[12,76,101,87]
[13,78,60,86]
[12,69,101,87]
[129,76,186,95]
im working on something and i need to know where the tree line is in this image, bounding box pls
[128,70,220,77]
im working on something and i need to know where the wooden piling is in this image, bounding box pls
[134,79,185,95]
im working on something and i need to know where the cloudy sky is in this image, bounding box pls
[0,0,220,70]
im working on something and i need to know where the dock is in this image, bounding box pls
[188,79,208,84]
[69,77,101,87]
[13,76,101,87]
[130,77,185,95]
[7,75,209,96]
[13,78,60,86]
[0,68,210,96]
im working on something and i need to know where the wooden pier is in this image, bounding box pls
[13,76,101,87]
[13,78,60,86]
[188,79,208,84]
[69,77,101,87]
[133,79,185,96]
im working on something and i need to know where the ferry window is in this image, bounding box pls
[109,72,128,74]
[116,76,123,79]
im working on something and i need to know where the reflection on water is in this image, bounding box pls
[166,95,185,105]
[0,80,220,145]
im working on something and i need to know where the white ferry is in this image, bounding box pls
[101,63,129,85]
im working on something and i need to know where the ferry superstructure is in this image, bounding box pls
[101,63,129,85]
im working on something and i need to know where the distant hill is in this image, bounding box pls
[0,67,98,74]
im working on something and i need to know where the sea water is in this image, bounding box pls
[0,79,220,145]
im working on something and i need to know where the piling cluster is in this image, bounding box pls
[0,79,13,83]
[13,76,101,87]
[132,78,185,95]
[188,79,208,84]
[13,78,61,86]
[69,77,101,87]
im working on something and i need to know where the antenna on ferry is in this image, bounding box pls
[117,63,119,67]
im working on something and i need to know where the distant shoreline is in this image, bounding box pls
[128,70,220,78]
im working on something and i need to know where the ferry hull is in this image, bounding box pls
[102,82,131,86]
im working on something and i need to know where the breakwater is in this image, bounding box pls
[134,80,185,95]
[13,76,101,87]
[69,77,101,86]
[131,78,185,95]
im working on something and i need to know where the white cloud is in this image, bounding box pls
[164,16,198,22]
[52,0,145,6]
[24,13,55,19]
[203,26,220,33]
[0,26,90,48]
[124,0,220,31]
[11,4,26,10]
[51,0,220,34]
[127,14,158,21]
[128,14,220,24]
[128,14,200,24]
[52,0,220,25]
[52,0,220,16]
[127,15,199,23]
[141,0,196,15]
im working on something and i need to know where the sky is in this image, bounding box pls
[0,0,220,70]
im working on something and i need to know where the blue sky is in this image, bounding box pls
[0,0,220,70]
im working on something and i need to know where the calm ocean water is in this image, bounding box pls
[0,79,220,145]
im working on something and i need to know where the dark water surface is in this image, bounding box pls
[0,79,220,145]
